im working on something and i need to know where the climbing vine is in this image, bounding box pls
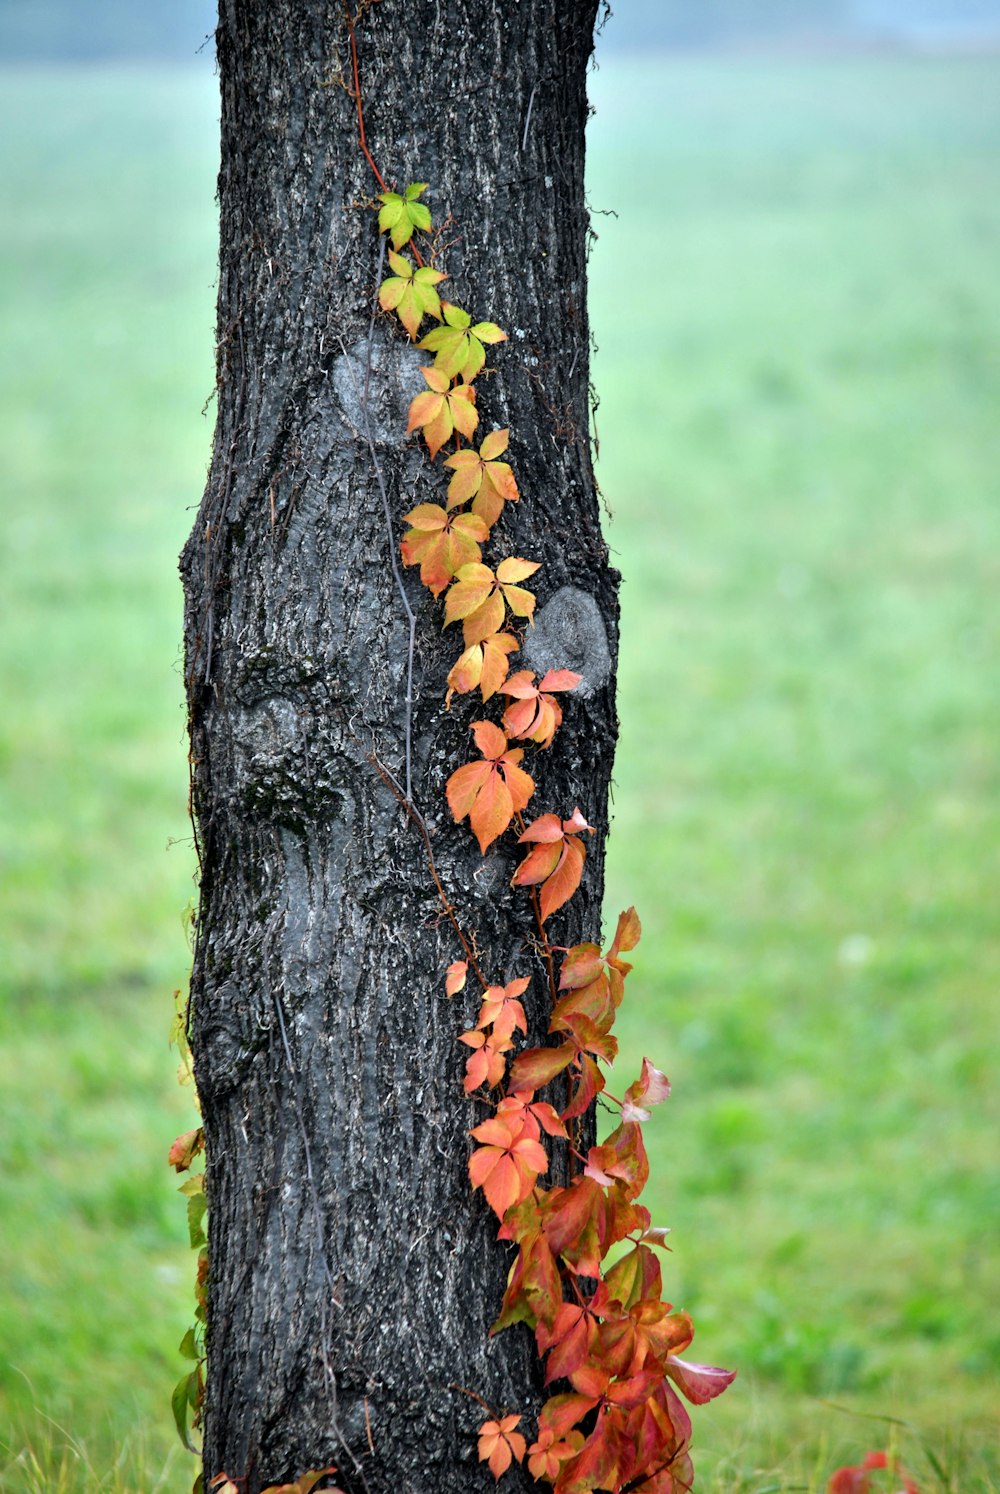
[368,176,736,1494]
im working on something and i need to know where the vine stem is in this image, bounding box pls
[344,5,385,192]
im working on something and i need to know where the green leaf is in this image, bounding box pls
[378,254,446,340]
[179,1326,201,1362]
[172,1371,200,1455]
[377,185,432,250]
[472,320,506,345]
[418,303,507,383]
[187,1192,207,1249]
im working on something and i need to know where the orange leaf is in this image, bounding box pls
[469,1114,549,1218]
[444,429,520,523]
[512,810,593,921]
[446,632,520,705]
[400,504,488,596]
[406,366,479,459]
[478,1415,527,1482]
[444,960,468,997]
[446,723,535,851]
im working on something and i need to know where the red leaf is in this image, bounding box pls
[562,1053,606,1121]
[506,1042,574,1094]
[622,1058,672,1123]
[469,1114,549,1220]
[492,1227,563,1334]
[539,838,586,922]
[512,810,593,922]
[663,1355,737,1405]
[537,1391,600,1442]
[168,1128,204,1172]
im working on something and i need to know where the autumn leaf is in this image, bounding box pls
[406,365,479,460]
[400,503,489,597]
[377,181,431,250]
[506,1041,575,1095]
[663,1355,738,1406]
[603,1241,664,1313]
[258,1472,345,1494]
[444,557,540,646]
[492,1223,563,1334]
[444,428,520,524]
[536,1295,603,1385]
[476,976,530,1042]
[562,1051,607,1121]
[446,632,520,705]
[477,1414,527,1481]
[500,668,581,748]
[419,301,507,383]
[553,906,643,1035]
[497,1091,568,1141]
[512,808,594,921]
[582,1122,649,1200]
[444,959,468,997]
[168,1126,204,1172]
[540,1175,612,1277]
[527,1426,585,1482]
[445,720,535,852]
[621,1057,672,1123]
[377,248,446,339]
[469,1114,549,1219]
[459,1027,513,1093]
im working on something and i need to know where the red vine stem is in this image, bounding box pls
[345,5,385,192]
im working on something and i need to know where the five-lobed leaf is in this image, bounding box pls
[444,428,520,525]
[407,365,479,460]
[400,502,489,597]
[477,1415,527,1482]
[377,182,432,250]
[469,1114,549,1219]
[501,668,582,748]
[446,631,520,705]
[444,557,540,646]
[419,300,508,383]
[378,249,446,340]
[512,808,594,921]
[445,720,535,851]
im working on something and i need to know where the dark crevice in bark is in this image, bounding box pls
[182,2,612,1490]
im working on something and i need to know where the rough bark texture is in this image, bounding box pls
[181,2,614,1490]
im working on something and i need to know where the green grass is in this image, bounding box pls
[589,51,1000,1485]
[1,49,999,1493]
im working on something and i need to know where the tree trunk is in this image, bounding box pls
[181,2,614,1490]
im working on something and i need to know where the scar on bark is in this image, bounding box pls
[523,585,611,698]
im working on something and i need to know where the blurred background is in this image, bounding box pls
[1,1,998,1489]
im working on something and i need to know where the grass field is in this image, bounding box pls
[1,48,999,1494]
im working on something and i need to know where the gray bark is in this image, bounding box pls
[181,2,615,1490]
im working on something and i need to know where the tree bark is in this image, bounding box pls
[181,2,614,1490]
